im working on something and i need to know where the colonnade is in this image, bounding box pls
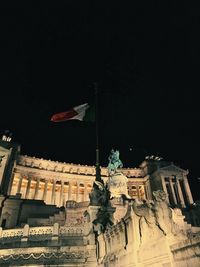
[10,173,194,208]
[161,175,194,207]
[10,174,92,207]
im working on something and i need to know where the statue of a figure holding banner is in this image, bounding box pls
[107,149,123,175]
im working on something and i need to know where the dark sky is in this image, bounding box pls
[0,1,200,200]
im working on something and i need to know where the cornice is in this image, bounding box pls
[17,155,145,178]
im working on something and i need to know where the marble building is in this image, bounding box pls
[0,138,199,266]
[0,141,194,209]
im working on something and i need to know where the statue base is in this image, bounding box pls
[108,172,131,199]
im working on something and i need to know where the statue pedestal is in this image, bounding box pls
[110,198,129,222]
[107,172,131,222]
[108,172,130,199]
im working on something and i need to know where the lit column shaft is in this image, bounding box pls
[161,176,169,203]
[34,178,40,199]
[169,177,177,205]
[76,182,79,202]
[68,182,72,200]
[43,179,48,202]
[51,180,56,204]
[136,185,140,200]
[17,175,23,194]
[60,180,64,206]
[183,177,194,204]
[84,183,87,201]
[25,177,32,199]
[176,178,185,207]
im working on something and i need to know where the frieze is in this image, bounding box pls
[13,166,95,183]
[17,155,145,178]
[17,155,96,176]
[0,251,86,262]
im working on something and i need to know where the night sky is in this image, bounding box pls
[0,2,200,200]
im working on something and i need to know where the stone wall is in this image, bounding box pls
[96,191,200,267]
[171,236,200,267]
[0,223,97,266]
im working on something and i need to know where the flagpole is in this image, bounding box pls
[94,83,102,182]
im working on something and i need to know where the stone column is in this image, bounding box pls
[183,176,194,204]
[169,177,177,205]
[43,179,48,202]
[76,182,79,202]
[25,177,32,199]
[161,176,169,203]
[17,175,23,194]
[21,224,29,243]
[144,184,148,200]
[51,180,56,204]
[146,181,152,200]
[68,182,72,200]
[59,180,64,206]
[136,185,140,200]
[84,183,87,201]
[33,178,40,199]
[7,172,15,195]
[0,227,3,238]
[52,223,59,242]
[176,178,185,207]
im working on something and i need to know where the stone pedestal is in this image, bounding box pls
[0,197,23,228]
[111,198,129,222]
[108,172,130,199]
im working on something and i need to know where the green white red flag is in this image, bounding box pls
[51,103,94,122]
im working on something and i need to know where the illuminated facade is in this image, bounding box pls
[4,153,194,209]
[0,139,200,267]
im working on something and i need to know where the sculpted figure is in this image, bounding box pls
[153,190,167,202]
[153,190,174,235]
[89,182,104,206]
[132,199,160,244]
[93,206,114,233]
[131,190,181,244]
[83,210,90,223]
[107,149,123,175]
[89,181,111,207]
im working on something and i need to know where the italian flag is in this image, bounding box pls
[51,103,95,122]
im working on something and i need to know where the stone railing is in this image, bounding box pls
[0,223,87,247]
[60,226,84,236]
[1,229,23,238]
[29,226,53,236]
